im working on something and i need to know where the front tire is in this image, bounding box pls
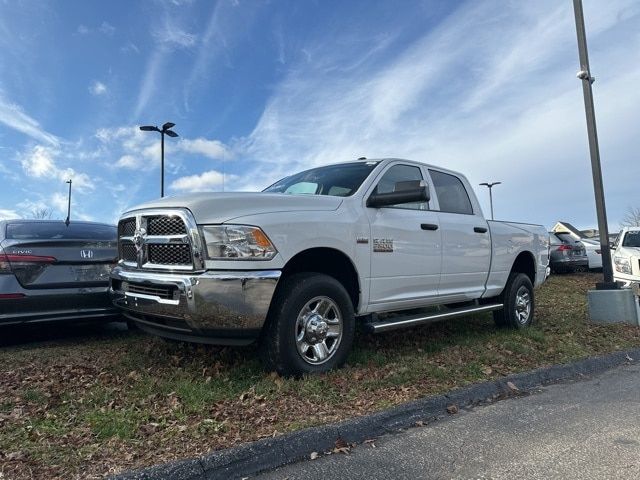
[260,273,355,376]
[493,272,534,329]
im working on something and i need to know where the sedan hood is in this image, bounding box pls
[124,192,343,224]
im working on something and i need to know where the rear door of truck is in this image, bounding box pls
[426,169,491,301]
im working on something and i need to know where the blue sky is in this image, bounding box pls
[0,0,638,230]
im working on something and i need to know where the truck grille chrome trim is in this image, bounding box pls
[117,209,204,272]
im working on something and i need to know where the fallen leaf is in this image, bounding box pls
[334,437,348,449]
[482,367,492,375]
[5,451,27,461]
[506,381,519,392]
[446,404,458,414]
[310,452,319,460]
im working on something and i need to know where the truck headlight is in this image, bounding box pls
[201,225,277,260]
[613,256,632,275]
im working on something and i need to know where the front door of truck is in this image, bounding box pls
[366,163,442,311]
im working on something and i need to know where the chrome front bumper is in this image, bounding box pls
[110,266,281,344]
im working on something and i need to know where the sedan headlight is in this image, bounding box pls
[613,256,632,275]
[201,225,277,260]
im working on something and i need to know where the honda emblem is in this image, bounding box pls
[80,249,94,259]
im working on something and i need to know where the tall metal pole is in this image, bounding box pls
[65,179,72,226]
[480,182,501,220]
[573,0,616,289]
[160,131,165,198]
[488,187,494,221]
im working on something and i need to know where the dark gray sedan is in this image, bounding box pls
[0,220,120,326]
[549,232,588,274]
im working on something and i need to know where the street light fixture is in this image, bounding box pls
[139,122,179,197]
[64,179,72,226]
[479,182,501,220]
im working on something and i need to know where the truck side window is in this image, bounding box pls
[372,164,428,210]
[428,170,473,215]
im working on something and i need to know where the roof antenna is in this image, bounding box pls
[357,156,367,160]
[65,179,72,226]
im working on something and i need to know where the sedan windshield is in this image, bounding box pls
[263,162,379,197]
[622,231,640,247]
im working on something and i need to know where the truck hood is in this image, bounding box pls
[124,192,344,224]
[616,246,640,257]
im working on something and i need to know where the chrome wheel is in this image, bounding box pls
[514,286,531,324]
[295,296,343,365]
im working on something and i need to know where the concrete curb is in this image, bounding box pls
[112,347,640,480]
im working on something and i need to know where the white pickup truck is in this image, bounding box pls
[110,158,549,375]
[612,227,640,286]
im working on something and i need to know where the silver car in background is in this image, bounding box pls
[0,220,120,326]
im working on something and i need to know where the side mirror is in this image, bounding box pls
[367,181,430,208]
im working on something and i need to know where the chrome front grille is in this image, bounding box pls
[117,210,203,271]
[147,216,187,236]
[119,218,136,237]
[148,244,192,265]
[122,243,137,262]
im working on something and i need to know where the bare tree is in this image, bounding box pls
[30,208,53,220]
[621,206,640,227]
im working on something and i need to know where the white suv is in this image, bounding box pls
[612,227,640,286]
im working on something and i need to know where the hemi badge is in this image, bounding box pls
[356,237,369,244]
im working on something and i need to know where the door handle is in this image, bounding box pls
[474,226,488,233]
[421,223,439,231]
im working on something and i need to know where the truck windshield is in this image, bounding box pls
[263,162,378,197]
[622,231,640,247]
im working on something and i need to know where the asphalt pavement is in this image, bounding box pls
[256,363,640,480]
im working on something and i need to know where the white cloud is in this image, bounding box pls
[121,42,140,54]
[0,209,20,220]
[58,169,94,193]
[50,192,68,213]
[115,154,145,169]
[19,145,95,193]
[153,16,197,48]
[0,95,60,146]
[133,49,165,119]
[99,21,115,36]
[179,138,229,160]
[170,170,234,192]
[89,80,108,96]
[77,24,89,35]
[20,145,56,177]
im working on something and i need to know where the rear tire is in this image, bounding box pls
[493,272,534,329]
[260,273,355,377]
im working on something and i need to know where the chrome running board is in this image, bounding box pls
[365,303,504,333]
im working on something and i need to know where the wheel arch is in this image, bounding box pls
[510,250,536,285]
[278,247,361,311]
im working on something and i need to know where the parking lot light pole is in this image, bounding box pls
[479,182,501,220]
[64,179,72,226]
[139,122,179,198]
[573,0,616,289]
